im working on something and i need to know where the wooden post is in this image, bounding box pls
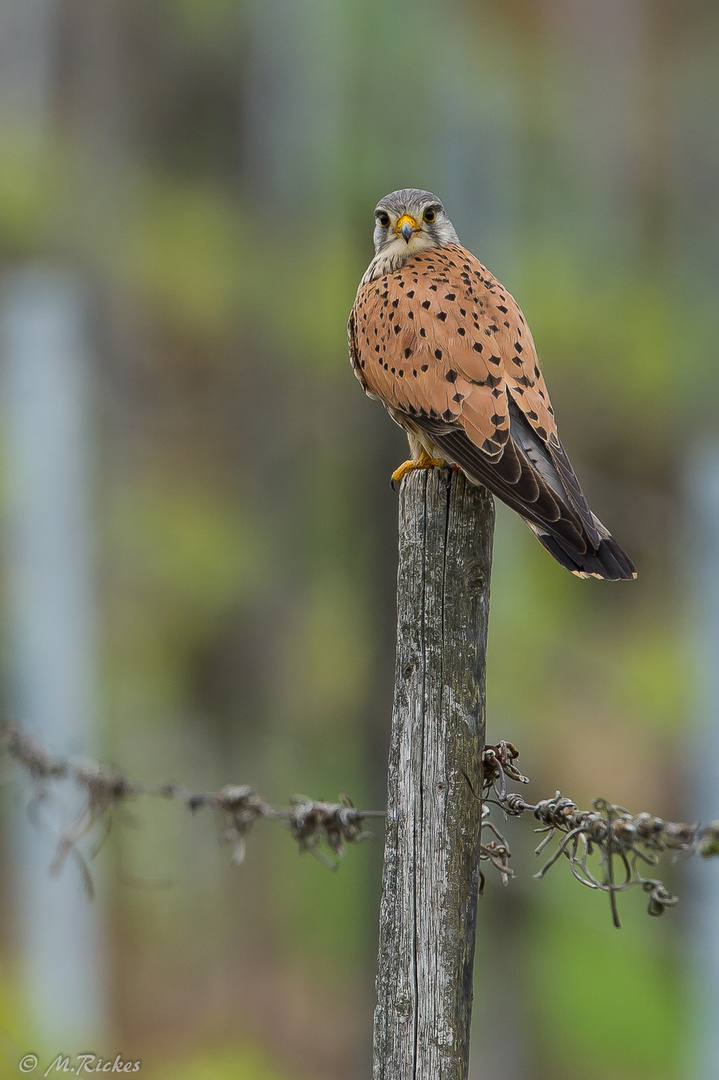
[373,467,494,1080]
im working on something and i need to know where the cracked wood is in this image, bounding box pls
[373,468,494,1079]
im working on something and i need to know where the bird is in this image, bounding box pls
[347,188,636,580]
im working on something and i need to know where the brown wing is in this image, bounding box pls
[349,243,635,579]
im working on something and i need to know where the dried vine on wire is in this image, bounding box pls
[0,720,382,895]
[481,740,719,927]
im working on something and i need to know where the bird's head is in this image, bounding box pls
[372,189,459,260]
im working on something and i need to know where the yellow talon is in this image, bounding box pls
[391,451,447,486]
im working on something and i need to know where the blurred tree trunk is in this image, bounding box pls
[373,469,494,1079]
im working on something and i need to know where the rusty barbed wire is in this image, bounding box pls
[0,720,382,892]
[4,720,718,924]
[480,740,719,927]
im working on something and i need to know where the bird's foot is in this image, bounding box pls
[391,452,447,490]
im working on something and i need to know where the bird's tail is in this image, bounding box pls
[528,522,637,580]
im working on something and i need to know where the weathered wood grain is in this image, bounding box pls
[373,468,494,1080]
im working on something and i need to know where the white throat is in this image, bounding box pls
[361,232,440,286]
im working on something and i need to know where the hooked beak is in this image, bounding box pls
[396,214,419,243]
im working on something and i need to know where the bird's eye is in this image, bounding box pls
[377,211,390,228]
[423,207,436,223]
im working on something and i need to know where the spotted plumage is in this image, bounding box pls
[348,188,636,580]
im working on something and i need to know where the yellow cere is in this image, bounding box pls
[395,214,419,234]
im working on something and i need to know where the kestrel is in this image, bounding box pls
[348,188,636,580]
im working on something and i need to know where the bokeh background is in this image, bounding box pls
[1,1,718,1078]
